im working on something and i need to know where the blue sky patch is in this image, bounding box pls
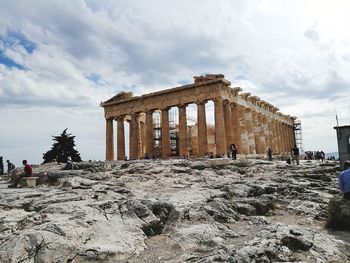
[84,73,107,85]
[0,50,25,70]
[86,73,101,83]
[0,29,36,69]
[0,29,37,54]
[7,30,37,54]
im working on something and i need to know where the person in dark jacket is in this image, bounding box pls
[291,145,300,165]
[267,147,273,161]
[6,160,15,176]
[229,144,238,160]
[0,156,3,175]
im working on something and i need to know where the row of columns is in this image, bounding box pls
[105,98,295,160]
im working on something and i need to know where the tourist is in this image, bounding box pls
[291,145,300,165]
[267,147,273,161]
[8,160,32,188]
[63,156,73,170]
[0,156,3,175]
[229,143,237,160]
[6,160,15,176]
[320,151,325,162]
[339,161,350,200]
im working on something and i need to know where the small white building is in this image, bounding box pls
[334,125,350,170]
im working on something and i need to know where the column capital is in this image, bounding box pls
[161,107,170,112]
[213,97,224,104]
[230,102,239,109]
[115,115,125,121]
[178,104,188,109]
[130,112,141,118]
[196,99,207,106]
[223,99,231,105]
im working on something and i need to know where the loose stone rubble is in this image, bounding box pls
[0,159,349,262]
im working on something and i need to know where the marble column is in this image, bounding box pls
[106,118,114,161]
[129,118,134,159]
[282,123,288,153]
[281,122,286,153]
[197,101,208,156]
[214,98,227,156]
[245,109,256,154]
[161,108,171,158]
[140,121,146,158]
[276,121,283,153]
[289,125,294,150]
[239,107,249,155]
[224,100,234,153]
[231,103,241,152]
[257,113,267,154]
[288,125,293,151]
[272,120,280,154]
[267,117,277,153]
[116,116,125,160]
[291,124,296,147]
[130,113,140,159]
[179,105,188,157]
[261,116,269,153]
[287,124,292,151]
[252,111,261,154]
[145,110,154,157]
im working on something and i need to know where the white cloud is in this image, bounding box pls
[0,0,350,164]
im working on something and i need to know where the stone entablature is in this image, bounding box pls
[101,74,296,160]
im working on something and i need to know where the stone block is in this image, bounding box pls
[327,196,350,230]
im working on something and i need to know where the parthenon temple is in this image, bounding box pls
[101,74,296,160]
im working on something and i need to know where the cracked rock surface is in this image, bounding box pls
[0,159,350,262]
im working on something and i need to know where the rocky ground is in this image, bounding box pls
[0,158,350,263]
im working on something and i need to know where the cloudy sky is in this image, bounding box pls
[1,0,349,165]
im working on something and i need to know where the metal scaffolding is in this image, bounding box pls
[293,119,304,153]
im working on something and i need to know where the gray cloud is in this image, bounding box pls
[0,0,350,163]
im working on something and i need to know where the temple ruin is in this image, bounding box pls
[101,74,296,160]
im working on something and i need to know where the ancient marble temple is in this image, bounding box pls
[101,74,296,160]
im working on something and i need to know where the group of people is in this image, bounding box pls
[304,150,326,161]
[3,156,74,188]
[8,160,32,188]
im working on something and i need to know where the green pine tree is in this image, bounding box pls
[43,129,82,163]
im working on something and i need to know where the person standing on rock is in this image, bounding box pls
[6,160,15,177]
[229,143,238,160]
[291,145,300,165]
[8,160,32,188]
[339,161,350,200]
[267,147,273,161]
[63,156,73,170]
[0,156,3,175]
